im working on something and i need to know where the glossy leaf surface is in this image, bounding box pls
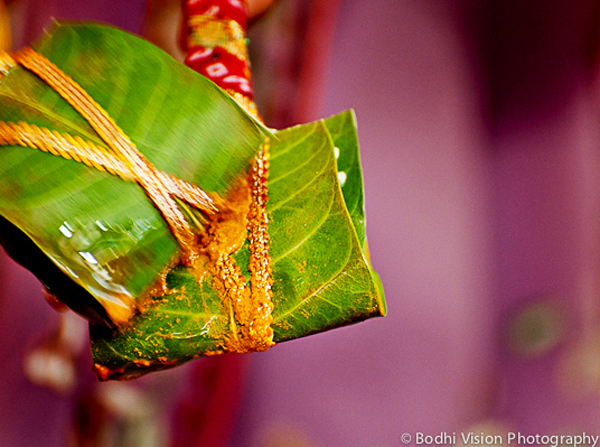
[0,24,269,323]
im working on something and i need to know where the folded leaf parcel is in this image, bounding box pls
[184,0,259,120]
[0,47,274,353]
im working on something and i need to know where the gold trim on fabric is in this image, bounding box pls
[226,89,259,120]
[188,16,248,62]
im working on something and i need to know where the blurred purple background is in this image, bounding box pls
[2,0,600,446]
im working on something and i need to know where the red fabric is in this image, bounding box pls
[185,46,253,97]
[186,0,248,29]
[181,0,254,99]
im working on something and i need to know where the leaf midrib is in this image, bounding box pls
[0,90,103,145]
[273,263,350,323]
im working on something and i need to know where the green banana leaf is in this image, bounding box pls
[0,24,385,380]
[0,23,269,324]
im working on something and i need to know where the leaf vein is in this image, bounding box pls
[269,160,333,212]
[269,144,324,185]
[269,131,313,161]
[271,201,338,264]
[0,91,102,143]
[273,266,349,323]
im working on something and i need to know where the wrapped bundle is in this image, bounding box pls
[0,21,385,380]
